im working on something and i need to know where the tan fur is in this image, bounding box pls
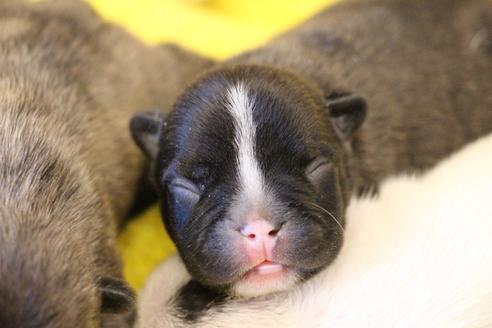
[0,1,211,327]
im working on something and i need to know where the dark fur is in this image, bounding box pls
[132,0,492,305]
[174,281,228,322]
[234,0,492,189]
[0,1,211,327]
[153,67,346,288]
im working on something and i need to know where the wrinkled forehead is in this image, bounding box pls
[167,75,329,179]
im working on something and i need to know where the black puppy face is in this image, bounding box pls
[131,65,366,297]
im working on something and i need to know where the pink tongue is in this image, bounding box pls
[254,262,283,275]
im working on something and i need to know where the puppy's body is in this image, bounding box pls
[233,0,492,188]
[0,1,211,327]
[131,0,492,299]
[138,132,492,328]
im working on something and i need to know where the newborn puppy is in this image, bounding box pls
[131,0,492,298]
[138,132,492,328]
[0,1,211,327]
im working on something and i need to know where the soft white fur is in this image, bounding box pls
[138,133,492,328]
[227,83,266,205]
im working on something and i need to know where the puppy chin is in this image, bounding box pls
[231,265,299,298]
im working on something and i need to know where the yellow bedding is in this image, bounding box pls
[87,0,337,290]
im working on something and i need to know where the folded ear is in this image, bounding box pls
[130,111,166,160]
[98,277,136,314]
[326,93,367,141]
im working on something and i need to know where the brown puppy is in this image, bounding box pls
[131,0,492,309]
[0,1,211,327]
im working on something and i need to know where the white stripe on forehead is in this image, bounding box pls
[226,83,265,203]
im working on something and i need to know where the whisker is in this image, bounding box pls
[307,201,344,232]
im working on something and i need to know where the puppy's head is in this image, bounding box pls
[131,65,366,297]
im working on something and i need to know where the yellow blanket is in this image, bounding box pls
[87,0,337,290]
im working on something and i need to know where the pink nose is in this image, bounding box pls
[241,220,280,239]
[240,220,281,262]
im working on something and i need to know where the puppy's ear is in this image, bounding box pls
[325,92,367,141]
[130,111,166,160]
[98,277,136,314]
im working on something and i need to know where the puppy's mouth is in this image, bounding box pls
[233,261,298,297]
[246,261,285,276]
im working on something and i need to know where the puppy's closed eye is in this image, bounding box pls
[166,177,201,229]
[306,157,333,191]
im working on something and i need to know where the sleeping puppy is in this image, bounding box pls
[138,132,492,328]
[0,1,211,327]
[131,0,492,298]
